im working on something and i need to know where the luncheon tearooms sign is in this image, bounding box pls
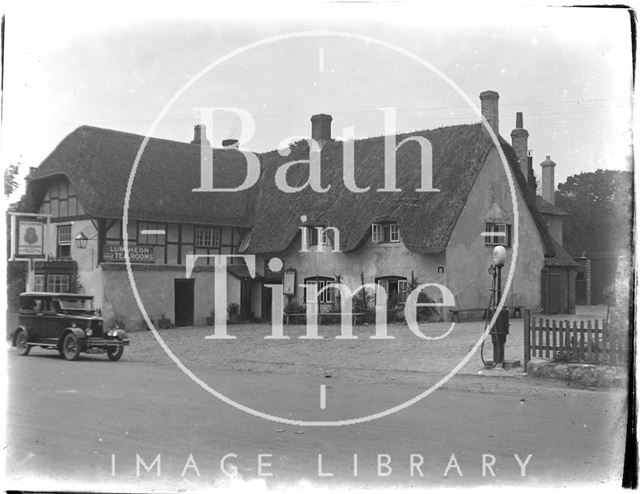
[103,245,155,263]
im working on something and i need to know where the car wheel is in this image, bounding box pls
[62,333,81,361]
[106,345,124,361]
[15,329,30,356]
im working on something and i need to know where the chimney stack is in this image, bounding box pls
[541,155,557,204]
[510,112,529,179]
[191,124,211,146]
[311,113,332,148]
[222,139,239,149]
[527,151,536,196]
[479,90,500,137]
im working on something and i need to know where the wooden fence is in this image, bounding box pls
[524,311,628,371]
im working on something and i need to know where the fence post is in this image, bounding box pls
[602,318,610,364]
[523,310,530,372]
[610,319,617,366]
[593,319,600,364]
[587,319,598,364]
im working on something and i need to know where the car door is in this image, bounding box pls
[40,298,66,342]
[19,297,44,341]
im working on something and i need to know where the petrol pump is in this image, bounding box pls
[483,245,513,369]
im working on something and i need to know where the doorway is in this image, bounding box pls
[262,283,275,321]
[241,279,252,321]
[174,279,194,326]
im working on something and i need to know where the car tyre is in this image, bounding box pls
[15,329,30,356]
[106,345,124,361]
[62,333,81,361]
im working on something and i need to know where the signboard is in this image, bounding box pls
[17,219,45,257]
[103,245,155,263]
[283,269,296,295]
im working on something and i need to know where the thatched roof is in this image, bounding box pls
[28,123,557,259]
[28,126,254,226]
[246,123,557,257]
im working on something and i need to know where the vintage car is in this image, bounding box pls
[12,292,129,361]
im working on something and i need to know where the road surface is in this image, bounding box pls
[4,348,627,491]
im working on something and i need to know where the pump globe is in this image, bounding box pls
[492,245,507,267]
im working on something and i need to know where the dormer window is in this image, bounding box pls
[307,227,329,247]
[372,223,400,244]
[304,226,338,252]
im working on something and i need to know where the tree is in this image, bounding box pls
[4,164,19,196]
[555,169,633,257]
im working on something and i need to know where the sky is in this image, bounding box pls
[0,1,634,203]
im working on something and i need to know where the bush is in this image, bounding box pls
[284,300,306,314]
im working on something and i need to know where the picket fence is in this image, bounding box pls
[524,311,627,371]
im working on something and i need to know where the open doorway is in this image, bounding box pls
[174,279,194,326]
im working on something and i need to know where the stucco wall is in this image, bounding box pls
[446,147,545,310]
[100,266,239,330]
[264,236,445,306]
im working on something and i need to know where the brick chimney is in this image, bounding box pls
[479,90,499,137]
[311,114,332,148]
[221,139,239,149]
[510,112,529,179]
[541,155,557,204]
[191,124,211,146]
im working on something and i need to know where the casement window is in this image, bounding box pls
[484,223,512,247]
[137,221,166,246]
[372,223,401,244]
[195,227,221,248]
[56,225,72,258]
[304,276,337,304]
[376,276,409,303]
[307,227,330,247]
[47,274,70,293]
[307,227,319,246]
[33,275,45,292]
[306,226,333,250]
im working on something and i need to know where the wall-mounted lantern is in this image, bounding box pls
[75,232,89,249]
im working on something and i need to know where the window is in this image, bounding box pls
[484,223,512,247]
[304,277,337,304]
[306,227,326,246]
[398,279,409,302]
[372,223,401,244]
[47,274,70,293]
[195,227,220,248]
[33,275,45,292]
[305,226,336,250]
[376,276,409,304]
[576,272,585,281]
[56,225,71,258]
[137,222,166,245]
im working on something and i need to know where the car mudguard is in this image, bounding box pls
[114,329,128,340]
[13,325,30,346]
[60,327,88,343]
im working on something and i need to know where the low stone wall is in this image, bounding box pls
[526,358,626,387]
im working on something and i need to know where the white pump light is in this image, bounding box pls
[492,245,507,267]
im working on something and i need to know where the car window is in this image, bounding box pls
[19,298,38,312]
[58,298,93,311]
[41,300,57,313]
[50,300,62,312]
